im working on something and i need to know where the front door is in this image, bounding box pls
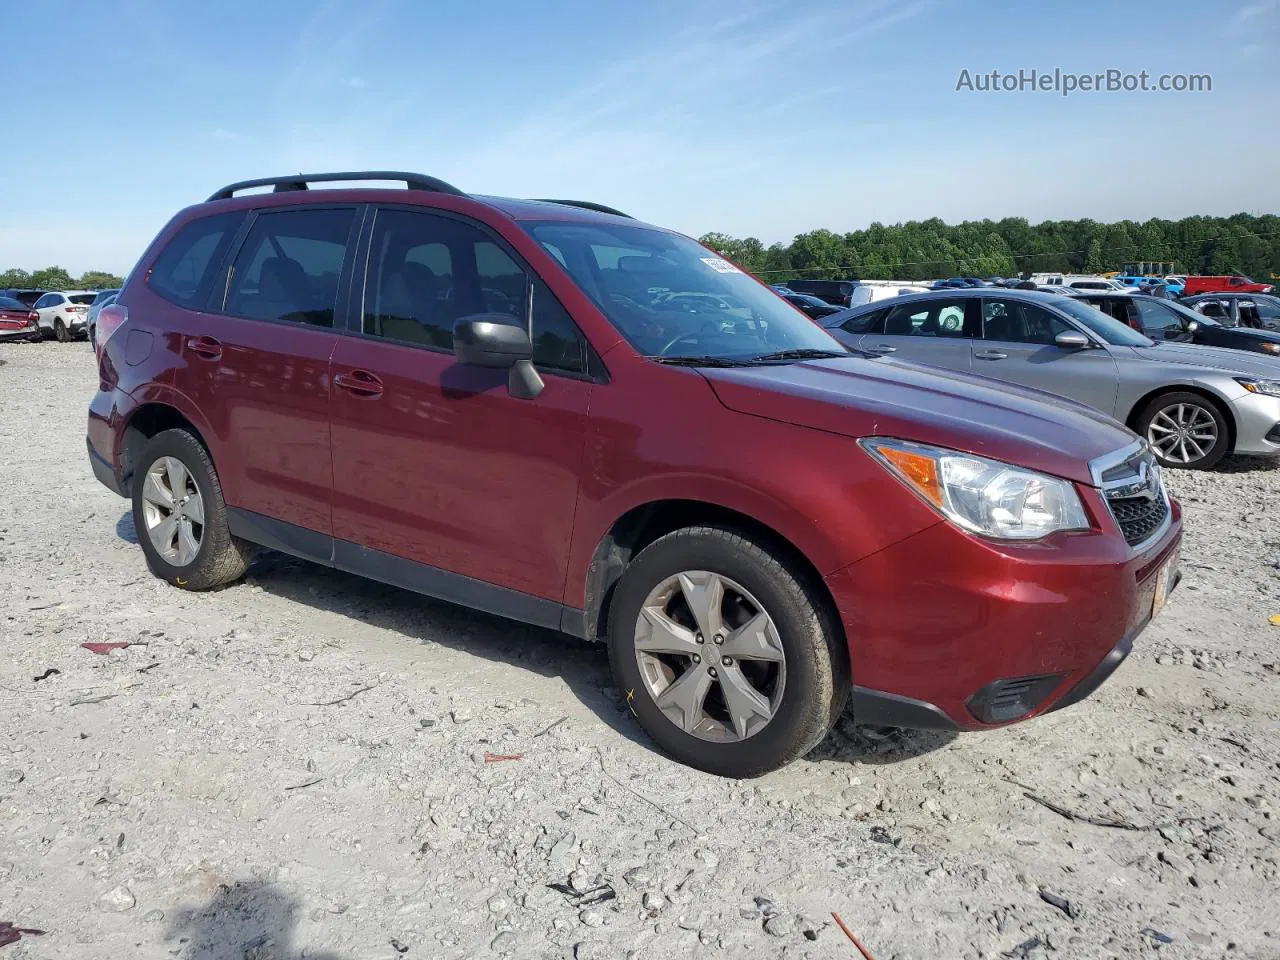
[328,207,592,605]
[973,297,1120,415]
[172,205,358,536]
[856,296,978,373]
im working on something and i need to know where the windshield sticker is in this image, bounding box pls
[701,257,741,274]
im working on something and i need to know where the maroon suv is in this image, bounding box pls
[89,172,1182,777]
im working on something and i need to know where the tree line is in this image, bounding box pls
[700,212,1280,282]
[0,267,126,291]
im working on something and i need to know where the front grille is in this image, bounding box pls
[1097,445,1169,548]
[1110,493,1169,546]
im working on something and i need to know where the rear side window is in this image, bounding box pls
[224,208,355,327]
[149,212,243,308]
[885,299,972,337]
[842,306,888,334]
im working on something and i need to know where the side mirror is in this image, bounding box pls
[1054,331,1091,350]
[453,314,544,400]
[1187,321,1199,333]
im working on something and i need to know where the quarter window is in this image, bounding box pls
[982,299,1072,345]
[150,212,243,309]
[224,208,354,327]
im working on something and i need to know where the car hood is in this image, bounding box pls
[1123,341,1280,377]
[1215,326,1280,344]
[702,357,1136,485]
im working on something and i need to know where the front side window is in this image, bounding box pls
[520,221,846,360]
[885,299,972,338]
[363,209,589,375]
[150,211,243,309]
[982,298,1072,344]
[1132,298,1184,334]
[224,208,354,327]
[837,307,888,335]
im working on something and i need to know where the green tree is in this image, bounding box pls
[0,268,32,288]
[78,270,125,289]
[29,266,74,290]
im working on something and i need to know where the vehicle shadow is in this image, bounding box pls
[164,879,345,960]
[114,512,954,767]
[1216,454,1279,474]
[116,511,139,544]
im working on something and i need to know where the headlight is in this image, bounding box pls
[860,438,1089,540]
[1261,344,1280,355]
[1236,377,1280,396]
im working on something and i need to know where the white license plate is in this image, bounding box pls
[1151,552,1178,619]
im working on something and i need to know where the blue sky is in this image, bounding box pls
[3,0,1277,274]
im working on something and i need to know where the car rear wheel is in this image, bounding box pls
[1137,391,1229,470]
[607,526,847,777]
[54,318,69,342]
[131,429,251,590]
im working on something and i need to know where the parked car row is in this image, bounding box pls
[0,288,119,342]
[87,171,1200,777]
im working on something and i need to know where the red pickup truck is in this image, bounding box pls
[1181,275,1274,296]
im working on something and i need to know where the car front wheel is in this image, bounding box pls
[1137,391,1230,470]
[607,526,847,777]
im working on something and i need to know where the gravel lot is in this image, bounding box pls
[2,341,1279,960]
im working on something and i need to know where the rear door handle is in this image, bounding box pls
[974,349,1008,360]
[867,343,897,354]
[186,336,222,360]
[333,370,384,398]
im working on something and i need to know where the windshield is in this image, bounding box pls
[1051,298,1155,346]
[522,221,847,359]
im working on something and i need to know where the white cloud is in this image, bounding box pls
[347,76,367,89]
[1229,0,1278,27]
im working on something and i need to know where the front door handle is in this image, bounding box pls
[974,349,1008,360]
[867,343,897,353]
[333,370,384,398]
[186,336,222,360]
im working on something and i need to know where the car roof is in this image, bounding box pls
[196,172,656,232]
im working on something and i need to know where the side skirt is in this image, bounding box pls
[227,508,588,637]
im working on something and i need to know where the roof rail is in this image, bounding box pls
[530,198,633,219]
[207,171,466,202]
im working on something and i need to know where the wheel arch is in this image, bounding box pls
[120,400,214,492]
[1124,383,1236,453]
[580,499,846,658]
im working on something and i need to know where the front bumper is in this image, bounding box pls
[827,498,1182,731]
[1230,392,1280,456]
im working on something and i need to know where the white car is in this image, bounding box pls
[32,290,96,341]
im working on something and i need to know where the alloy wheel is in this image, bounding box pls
[1146,402,1218,464]
[140,456,205,566]
[633,570,786,743]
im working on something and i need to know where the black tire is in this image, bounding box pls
[54,318,69,342]
[130,429,251,590]
[607,526,848,778]
[1135,391,1230,471]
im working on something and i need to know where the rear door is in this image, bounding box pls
[171,205,359,538]
[972,297,1120,414]
[857,296,977,373]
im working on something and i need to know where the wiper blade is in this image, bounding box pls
[649,355,758,367]
[749,348,851,362]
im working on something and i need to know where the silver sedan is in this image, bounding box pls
[823,289,1280,470]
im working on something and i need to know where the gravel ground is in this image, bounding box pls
[1,341,1279,960]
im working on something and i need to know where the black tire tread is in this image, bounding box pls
[131,429,250,590]
[607,524,849,777]
[1136,390,1230,471]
